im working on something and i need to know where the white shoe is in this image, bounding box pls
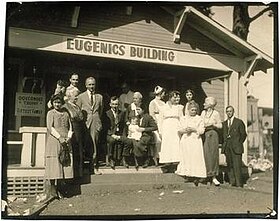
[212,178,220,186]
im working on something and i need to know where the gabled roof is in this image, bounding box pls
[169,6,273,72]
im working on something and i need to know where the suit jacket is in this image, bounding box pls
[222,117,247,155]
[104,109,126,137]
[76,91,103,131]
[138,113,158,145]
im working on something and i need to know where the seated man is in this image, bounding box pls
[121,105,158,170]
[104,96,127,169]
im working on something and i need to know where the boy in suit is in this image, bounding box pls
[222,106,247,187]
[77,77,103,174]
[104,96,127,169]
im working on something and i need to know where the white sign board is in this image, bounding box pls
[15,93,45,117]
[8,27,243,71]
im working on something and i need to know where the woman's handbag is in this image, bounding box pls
[58,142,71,167]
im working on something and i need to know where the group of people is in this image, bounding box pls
[45,73,247,198]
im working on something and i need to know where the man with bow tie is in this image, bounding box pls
[104,96,127,169]
[222,106,247,187]
[77,77,103,174]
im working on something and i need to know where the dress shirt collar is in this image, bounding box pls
[87,90,95,96]
[228,116,235,125]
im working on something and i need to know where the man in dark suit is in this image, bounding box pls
[104,96,127,169]
[77,77,103,174]
[222,106,247,187]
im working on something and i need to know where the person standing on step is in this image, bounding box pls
[184,89,196,116]
[222,105,247,188]
[45,94,73,199]
[149,85,166,166]
[158,91,184,172]
[119,82,134,112]
[66,73,80,94]
[175,101,207,186]
[77,77,103,175]
[201,97,222,186]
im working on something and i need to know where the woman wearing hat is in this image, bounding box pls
[45,94,74,198]
[201,97,222,186]
[148,86,166,166]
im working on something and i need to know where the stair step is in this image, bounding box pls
[97,166,163,174]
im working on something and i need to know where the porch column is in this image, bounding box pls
[239,75,248,165]
[228,71,248,165]
[228,71,239,110]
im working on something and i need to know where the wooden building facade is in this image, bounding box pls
[4,3,273,168]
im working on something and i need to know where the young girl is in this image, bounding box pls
[176,101,207,186]
[184,89,195,116]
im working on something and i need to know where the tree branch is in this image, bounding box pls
[249,7,271,23]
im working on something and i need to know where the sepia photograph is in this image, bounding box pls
[1,1,277,219]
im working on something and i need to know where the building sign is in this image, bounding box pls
[66,37,176,63]
[15,93,45,116]
[9,27,242,71]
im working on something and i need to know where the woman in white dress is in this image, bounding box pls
[176,101,206,186]
[148,85,166,166]
[158,91,183,169]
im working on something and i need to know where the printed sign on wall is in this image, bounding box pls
[15,93,45,116]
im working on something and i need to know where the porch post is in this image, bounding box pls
[239,75,248,165]
[228,71,248,165]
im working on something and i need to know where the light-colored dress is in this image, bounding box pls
[149,98,165,158]
[184,102,190,116]
[201,109,222,177]
[175,115,207,178]
[149,98,165,123]
[128,124,142,141]
[45,109,73,180]
[158,103,183,163]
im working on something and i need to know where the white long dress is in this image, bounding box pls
[158,103,183,163]
[175,115,207,178]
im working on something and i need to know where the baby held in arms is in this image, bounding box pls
[128,116,142,141]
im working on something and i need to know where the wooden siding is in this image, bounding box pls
[9,4,234,56]
[201,79,225,121]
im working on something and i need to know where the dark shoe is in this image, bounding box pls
[193,179,199,187]
[122,157,129,168]
[142,158,150,168]
[109,160,115,170]
[50,185,58,198]
[198,178,207,185]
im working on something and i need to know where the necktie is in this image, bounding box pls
[228,119,231,133]
[90,92,94,106]
[114,110,119,132]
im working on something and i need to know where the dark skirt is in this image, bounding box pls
[203,129,219,177]
[71,120,87,177]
